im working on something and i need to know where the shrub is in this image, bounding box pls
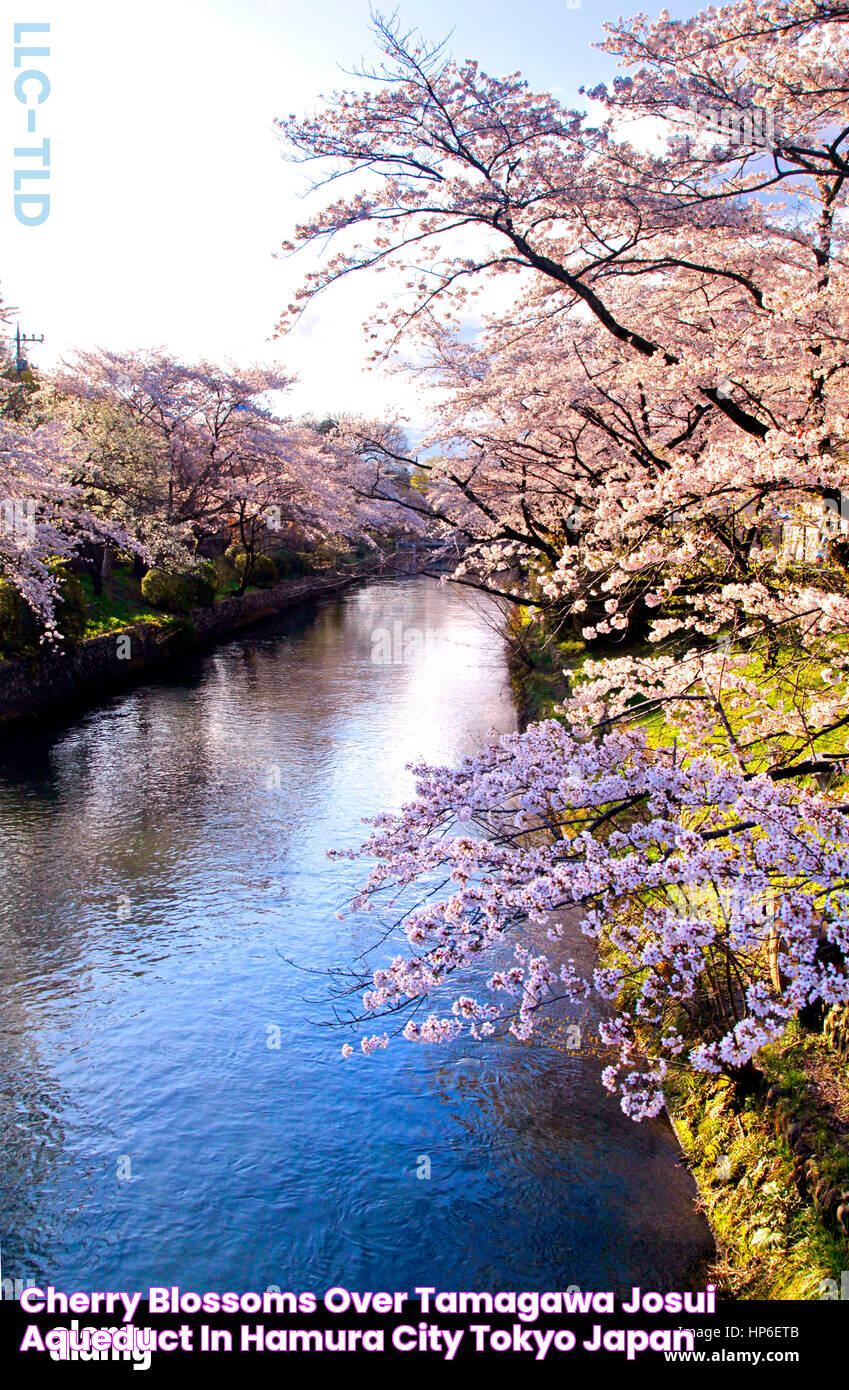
[0,579,40,656]
[142,569,198,613]
[231,552,278,586]
[270,549,313,578]
[0,564,88,656]
[191,560,218,605]
[49,562,88,644]
[140,563,218,612]
[312,541,339,566]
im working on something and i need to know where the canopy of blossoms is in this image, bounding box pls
[274,2,849,1114]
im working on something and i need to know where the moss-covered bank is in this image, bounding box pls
[665,1022,849,1299]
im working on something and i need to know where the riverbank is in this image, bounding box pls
[664,1026,849,1299]
[510,619,849,1300]
[0,567,367,725]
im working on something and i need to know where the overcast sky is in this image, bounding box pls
[2,0,693,429]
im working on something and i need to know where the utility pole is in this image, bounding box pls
[13,324,44,373]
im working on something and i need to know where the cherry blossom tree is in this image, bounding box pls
[56,351,293,560]
[56,349,426,582]
[277,5,849,1114]
[275,2,849,600]
[0,350,139,640]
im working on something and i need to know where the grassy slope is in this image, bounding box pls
[76,570,175,636]
[667,1042,847,1299]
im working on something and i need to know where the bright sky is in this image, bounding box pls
[1,0,696,429]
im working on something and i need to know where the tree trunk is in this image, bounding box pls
[726,1059,766,1107]
[767,925,783,995]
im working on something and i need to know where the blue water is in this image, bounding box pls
[0,577,712,1293]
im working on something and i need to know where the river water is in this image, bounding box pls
[0,577,712,1294]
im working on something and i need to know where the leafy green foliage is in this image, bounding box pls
[230,552,278,587]
[0,579,41,656]
[141,566,218,613]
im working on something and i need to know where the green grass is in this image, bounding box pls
[77,570,174,636]
[667,1053,847,1300]
[79,562,293,638]
[517,609,849,795]
[509,622,588,723]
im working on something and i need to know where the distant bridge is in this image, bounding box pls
[328,538,465,583]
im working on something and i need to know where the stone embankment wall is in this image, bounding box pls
[0,573,357,724]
